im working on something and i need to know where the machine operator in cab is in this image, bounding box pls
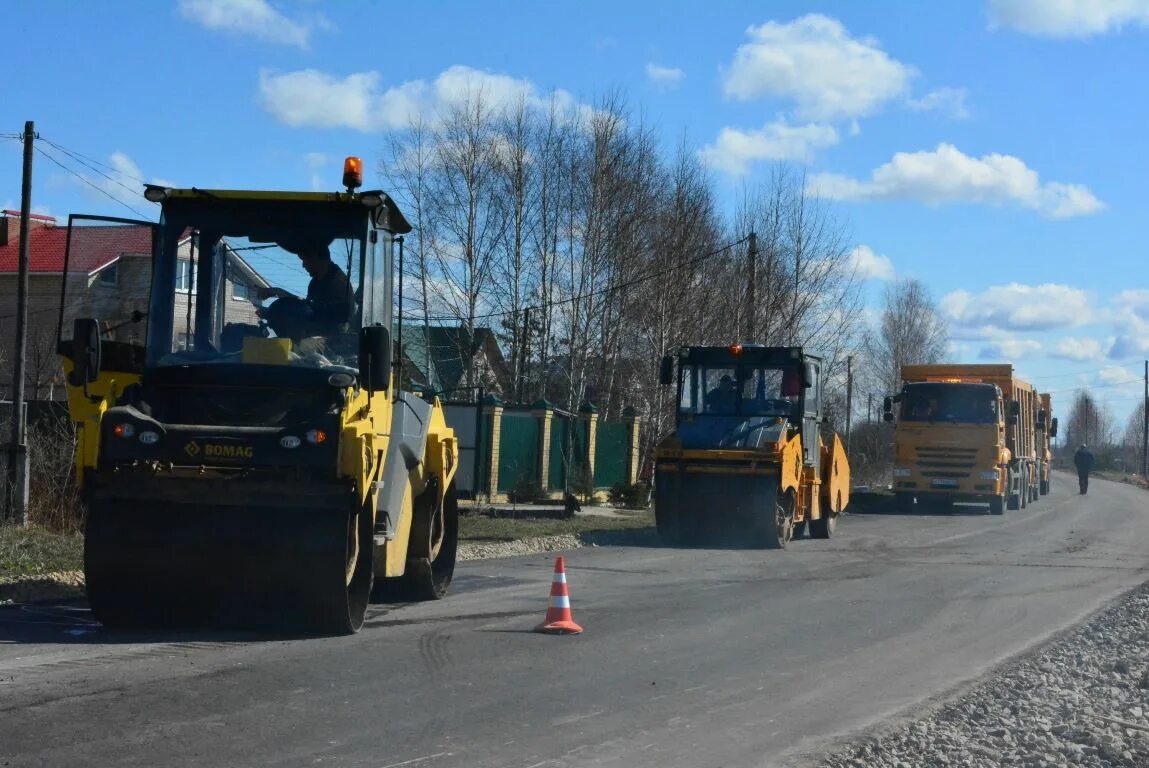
[255,242,355,341]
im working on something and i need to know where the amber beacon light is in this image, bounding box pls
[342,156,363,191]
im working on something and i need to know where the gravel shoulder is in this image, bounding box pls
[817,580,1149,768]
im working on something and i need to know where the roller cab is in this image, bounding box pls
[58,177,458,634]
[653,345,849,549]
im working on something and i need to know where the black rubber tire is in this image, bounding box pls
[1040,480,1050,496]
[1007,472,1020,510]
[810,511,836,539]
[989,495,1005,515]
[759,490,794,549]
[792,520,807,539]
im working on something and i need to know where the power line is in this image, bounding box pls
[32,144,153,221]
[36,136,148,185]
[1028,363,1142,381]
[39,137,154,206]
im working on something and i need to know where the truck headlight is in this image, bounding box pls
[893,467,912,478]
[979,470,999,481]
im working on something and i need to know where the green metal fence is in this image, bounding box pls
[497,410,540,494]
[594,420,628,488]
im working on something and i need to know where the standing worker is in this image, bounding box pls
[1074,444,1095,495]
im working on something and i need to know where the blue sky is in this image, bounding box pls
[4,0,1149,427]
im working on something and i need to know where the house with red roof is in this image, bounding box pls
[0,210,270,398]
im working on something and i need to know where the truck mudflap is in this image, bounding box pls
[654,467,791,549]
[83,477,372,634]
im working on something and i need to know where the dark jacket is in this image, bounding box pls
[306,263,353,326]
[1074,448,1095,474]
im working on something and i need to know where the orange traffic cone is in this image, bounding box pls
[535,555,583,635]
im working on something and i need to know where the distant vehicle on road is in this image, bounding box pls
[653,344,850,548]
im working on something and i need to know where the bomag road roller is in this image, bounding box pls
[56,157,458,634]
[653,344,849,548]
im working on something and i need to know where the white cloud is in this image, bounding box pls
[722,14,914,120]
[988,0,1149,37]
[906,87,970,119]
[178,0,326,48]
[1052,336,1105,361]
[259,65,579,133]
[699,121,839,176]
[807,143,1104,218]
[847,244,895,281]
[941,283,1092,331]
[645,63,684,87]
[1107,290,1149,358]
[1099,365,1141,388]
[978,338,1043,360]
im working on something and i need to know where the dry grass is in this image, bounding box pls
[0,523,83,584]
[460,510,655,542]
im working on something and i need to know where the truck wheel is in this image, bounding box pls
[792,520,807,539]
[1006,472,1020,510]
[1040,480,1049,496]
[989,495,1005,515]
[810,512,836,539]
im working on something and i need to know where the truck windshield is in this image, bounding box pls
[680,364,802,417]
[900,383,998,424]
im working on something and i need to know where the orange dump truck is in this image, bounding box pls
[1037,393,1058,496]
[884,364,1041,514]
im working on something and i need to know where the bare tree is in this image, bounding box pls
[1065,389,1115,450]
[864,278,949,396]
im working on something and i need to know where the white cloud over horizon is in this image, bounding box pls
[808,143,1104,218]
[1052,336,1105,361]
[906,87,971,119]
[699,121,839,176]
[722,14,914,121]
[847,244,896,281]
[259,65,580,132]
[988,0,1149,38]
[941,283,1093,332]
[178,0,328,48]
[645,63,684,88]
[1108,289,1149,358]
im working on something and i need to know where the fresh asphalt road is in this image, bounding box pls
[2,472,1148,768]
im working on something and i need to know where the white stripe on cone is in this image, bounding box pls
[549,595,571,609]
[552,572,567,584]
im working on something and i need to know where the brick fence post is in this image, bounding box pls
[532,399,554,494]
[482,394,503,503]
[623,406,641,485]
[579,401,598,489]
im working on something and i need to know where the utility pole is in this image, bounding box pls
[746,232,757,341]
[5,121,34,524]
[868,392,874,424]
[845,355,853,451]
[1142,359,1147,477]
